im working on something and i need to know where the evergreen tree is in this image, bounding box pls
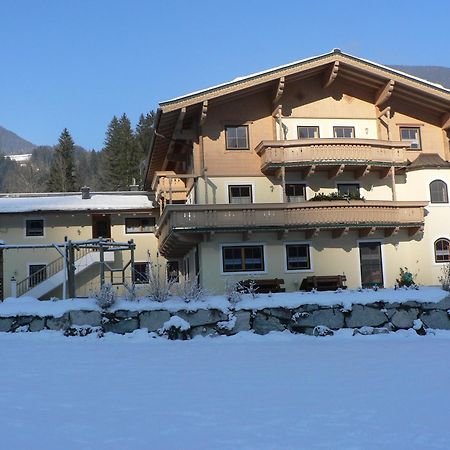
[47,128,77,192]
[102,114,143,190]
[135,111,155,185]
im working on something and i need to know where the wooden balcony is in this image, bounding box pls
[255,139,409,178]
[156,201,427,257]
[151,171,197,205]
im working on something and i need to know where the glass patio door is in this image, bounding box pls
[359,242,383,288]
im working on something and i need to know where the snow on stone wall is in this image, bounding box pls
[1,297,450,337]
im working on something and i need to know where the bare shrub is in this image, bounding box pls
[174,278,207,303]
[95,283,117,309]
[438,263,450,291]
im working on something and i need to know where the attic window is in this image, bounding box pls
[225,125,249,150]
[400,127,421,150]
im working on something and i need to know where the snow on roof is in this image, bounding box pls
[161,49,450,105]
[0,193,155,214]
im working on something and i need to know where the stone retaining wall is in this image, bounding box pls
[1,297,450,337]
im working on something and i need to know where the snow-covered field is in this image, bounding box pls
[2,330,450,449]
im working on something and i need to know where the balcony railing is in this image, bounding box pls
[151,171,197,205]
[157,201,427,257]
[255,138,409,175]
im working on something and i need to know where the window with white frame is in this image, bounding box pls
[429,180,448,204]
[297,126,319,139]
[435,239,450,263]
[285,244,311,271]
[228,185,252,204]
[400,127,421,149]
[26,219,44,237]
[225,125,249,150]
[285,183,306,202]
[222,245,264,273]
[333,126,355,138]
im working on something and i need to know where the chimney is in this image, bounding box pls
[129,178,139,191]
[81,186,91,199]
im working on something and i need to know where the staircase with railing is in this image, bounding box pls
[16,246,113,298]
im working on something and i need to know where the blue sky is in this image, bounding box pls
[1,0,449,150]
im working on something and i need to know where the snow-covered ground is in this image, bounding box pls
[2,330,450,449]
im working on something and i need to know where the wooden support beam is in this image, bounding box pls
[408,225,424,237]
[305,228,320,239]
[359,227,376,238]
[328,164,345,179]
[277,229,289,240]
[304,165,316,178]
[379,167,392,179]
[323,61,339,88]
[199,100,208,126]
[384,227,399,238]
[332,227,349,239]
[273,76,285,106]
[375,80,395,106]
[442,112,450,130]
[165,107,186,163]
[243,230,252,241]
[173,129,197,141]
[355,165,371,179]
[377,106,391,119]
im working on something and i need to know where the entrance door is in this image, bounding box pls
[92,215,111,239]
[359,242,383,288]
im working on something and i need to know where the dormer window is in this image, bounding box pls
[400,127,421,150]
[225,125,249,150]
[333,126,355,138]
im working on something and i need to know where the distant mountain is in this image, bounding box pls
[0,125,36,155]
[392,66,450,89]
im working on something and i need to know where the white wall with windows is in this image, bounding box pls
[280,118,379,140]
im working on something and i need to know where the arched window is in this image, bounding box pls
[435,238,450,262]
[430,180,448,203]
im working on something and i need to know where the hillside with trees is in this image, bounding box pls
[0,112,154,193]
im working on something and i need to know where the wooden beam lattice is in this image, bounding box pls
[323,61,339,88]
[375,80,395,106]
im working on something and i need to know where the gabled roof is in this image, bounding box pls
[159,49,450,112]
[145,49,450,187]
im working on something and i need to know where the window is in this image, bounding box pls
[285,244,311,271]
[222,245,264,273]
[225,125,249,150]
[228,185,252,204]
[297,126,319,139]
[167,261,179,282]
[400,127,421,149]
[29,264,47,288]
[337,183,360,198]
[435,239,450,262]
[333,126,355,138]
[285,184,306,202]
[125,217,156,233]
[430,180,448,204]
[26,219,44,237]
[132,262,149,284]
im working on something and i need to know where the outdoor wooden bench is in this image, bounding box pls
[239,278,286,293]
[300,275,347,292]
